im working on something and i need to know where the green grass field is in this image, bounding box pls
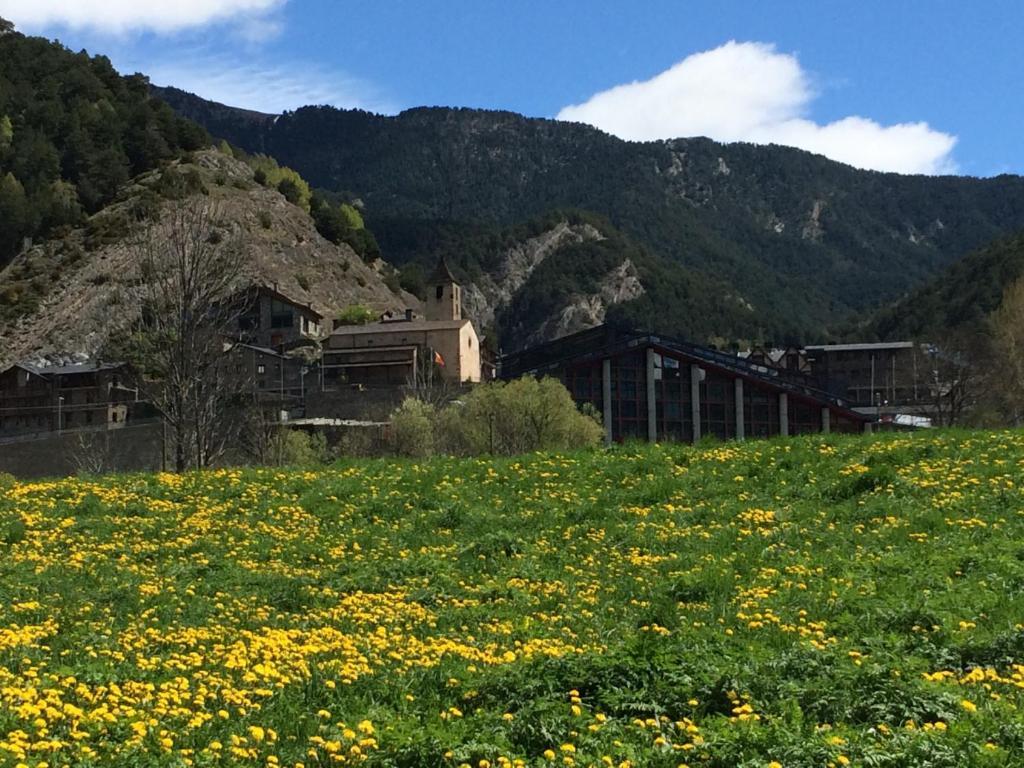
[2,431,1024,767]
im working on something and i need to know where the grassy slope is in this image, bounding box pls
[1,432,1024,767]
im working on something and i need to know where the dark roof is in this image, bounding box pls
[499,324,869,420]
[330,319,469,337]
[230,342,308,362]
[230,342,286,358]
[14,361,125,377]
[234,284,324,320]
[805,341,917,352]
[428,257,458,285]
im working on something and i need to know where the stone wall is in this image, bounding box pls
[0,421,165,479]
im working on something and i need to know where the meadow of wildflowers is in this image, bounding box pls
[1,431,1023,767]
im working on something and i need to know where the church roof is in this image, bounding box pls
[428,257,458,285]
[331,319,470,336]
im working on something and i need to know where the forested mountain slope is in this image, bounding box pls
[868,232,1024,340]
[155,87,1024,345]
[0,30,209,266]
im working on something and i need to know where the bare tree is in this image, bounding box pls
[67,429,115,475]
[922,331,989,427]
[123,199,251,471]
[237,393,286,466]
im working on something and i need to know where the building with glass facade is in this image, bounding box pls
[500,326,870,444]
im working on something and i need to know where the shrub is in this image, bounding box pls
[390,398,436,458]
[335,304,376,326]
[389,378,603,458]
[274,429,328,466]
[153,167,206,199]
[277,177,302,206]
[345,227,381,262]
[257,210,272,229]
[438,376,602,456]
[248,155,311,211]
[333,425,384,457]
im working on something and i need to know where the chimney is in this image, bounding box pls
[405,308,414,321]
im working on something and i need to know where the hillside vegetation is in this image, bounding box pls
[0,148,409,367]
[869,232,1024,340]
[155,89,1024,345]
[2,431,1023,766]
[0,29,209,266]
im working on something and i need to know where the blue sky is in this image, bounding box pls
[2,0,1020,176]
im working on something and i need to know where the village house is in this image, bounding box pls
[741,345,811,375]
[225,342,308,424]
[0,361,135,437]
[231,284,324,350]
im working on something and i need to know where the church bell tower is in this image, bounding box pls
[425,257,462,321]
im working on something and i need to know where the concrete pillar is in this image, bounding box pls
[646,348,657,442]
[734,378,745,441]
[821,407,831,434]
[690,365,702,443]
[779,392,789,437]
[602,357,613,446]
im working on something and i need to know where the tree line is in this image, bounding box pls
[0,20,208,266]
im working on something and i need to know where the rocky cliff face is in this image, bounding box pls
[0,150,411,368]
[525,258,645,346]
[460,220,604,331]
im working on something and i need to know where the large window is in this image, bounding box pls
[611,352,646,440]
[700,370,736,440]
[563,354,650,442]
[655,354,692,442]
[744,386,780,438]
[270,299,294,329]
[564,362,602,409]
[789,398,821,435]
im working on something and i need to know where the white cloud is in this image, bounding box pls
[0,0,284,34]
[146,57,396,115]
[235,16,285,44]
[557,41,957,175]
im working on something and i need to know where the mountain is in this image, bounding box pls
[154,87,1024,347]
[0,27,410,367]
[867,231,1024,341]
[0,149,411,368]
